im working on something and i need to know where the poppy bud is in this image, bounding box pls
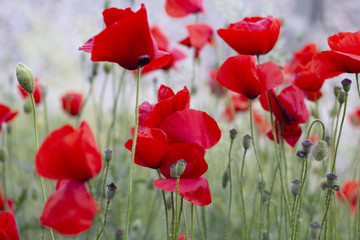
[296,150,306,159]
[301,139,313,155]
[333,86,342,97]
[92,62,100,76]
[115,228,124,240]
[291,179,301,196]
[103,62,112,74]
[309,221,321,239]
[341,78,352,93]
[104,0,111,10]
[222,168,229,189]
[324,135,331,146]
[312,140,329,161]
[326,173,337,188]
[242,134,252,150]
[170,159,187,179]
[320,179,328,190]
[0,148,7,162]
[16,63,34,94]
[23,98,33,114]
[105,182,117,200]
[229,128,237,141]
[104,148,113,163]
[332,185,340,191]
[337,91,346,105]
[262,189,270,203]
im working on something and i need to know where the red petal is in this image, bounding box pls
[0,210,19,240]
[102,7,135,27]
[61,92,83,116]
[157,85,175,101]
[40,180,98,235]
[150,25,169,51]
[165,0,204,18]
[336,180,358,215]
[294,62,325,92]
[186,23,213,49]
[0,104,18,125]
[267,120,302,147]
[78,37,94,53]
[159,109,221,149]
[153,176,211,206]
[257,61,284,91]
[36,121,102,181]
[160,143,207,179]
[142,50,171,71]
[328,31,360,55]
[125,128,168,169]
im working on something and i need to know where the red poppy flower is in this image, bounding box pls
[61,92,83,116]
[217,16,281,55]
[177,234,186,240]
[222,93,249,122]
[40,180,98,235]
[153,176,211,206]
[284,43,318,75]
[304,90,322,102]
[336,180,359,214]
[17,77,43,105]
[165,0,204,18]
[79,4,170,70]
[267,119,302,147]
[0,210,19,240]
[216,55,284,99]
[35,121,102,182]
[313,30,360,79]
[180,23,214,59]
[0,104,18,133]
[0,190,14,211]
[349,107,360,126]
[208,69,226,97]
[260,85,309,125]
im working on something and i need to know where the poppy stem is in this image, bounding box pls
[356,73,360,98]
[43,91,50,135]
[97,72,110,148]
[331,92,348,173]
[174,178,180,240]
[249,100,264,240]
[157,169,170,240]
[75,74,96,127]
[191,203,194,240]
[225,134,234,240]
[240,149,248,239]
[30,93,56,240]
[318,188,333,240]
[1,124,7,210]
[195,206,205,240]
[171,193,175,239]
[99,162,110,212]
[306,119,326,140]
[125,66,141,240]
[176,197,184,237]
[95,199,111,240]
[201,207,207,240]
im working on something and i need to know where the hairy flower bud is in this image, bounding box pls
[312,140,329,161]
[337,91,346,105]
[326,173,337,188]
[105,182,117,200]
[229,128,237,141]
[16,63,34,94]
[242,134,252,150]
[291,179,301,196]
[341,78,352,93]
[170,159,187,179]
[309,221,321,239]
[333,86,342,97]
[301,139,313,155]
[104,148,113,163]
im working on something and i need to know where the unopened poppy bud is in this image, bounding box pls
[104,0,111,10]
[104,148,113,163]
[262,190,270,203]
[170,159,187,179]
[296,150,306,159]
[332,185,340,191]
[337,91,346,105]
[243,134,252,150]
[0,148,7,162]
[326,173,337,188]
[105,182,117,200]
[222,169,229,189]
[312,140,329,161]
[341,78,352,93]
[16,63,34,94]
[104,62,112,74]
[324,135,331,146]
[92,62,100,76]
[291,179,301,196]
[301,139,313,155]
[333,86,342,97]
[115,228,124,240]
[229,128,237,141]
[309,221,321,239]
[23,98,33,114]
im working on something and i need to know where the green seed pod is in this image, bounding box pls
[229,128,237,141]
[242,134,252,150]
[222,169,229,189]
[337,91,346,105]
[0,148,7,162]
[103,62,112,74]
[333,86,342,97]
[291,179,301,196]
[309,221,321,239]
[341,78,352,93]
[170,159,187,179]
[104,148,113,163]
[105,182,117,200]
[326,173,337,188]
[23,98,33,114]
[312,140,329,161]
[16,63,34,94]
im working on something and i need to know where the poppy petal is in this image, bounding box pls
[0,210,19,240]
[165,0,204,18]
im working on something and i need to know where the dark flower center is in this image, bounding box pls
[138,55,150,67]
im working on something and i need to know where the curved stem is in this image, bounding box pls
[125,67,141,240]
[225,136,234,240]
[306,119,326,140]
[240,149,247,239]
[96,199,111,240]
[157,169,170,240]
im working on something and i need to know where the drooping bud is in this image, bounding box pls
[104,62,112,74]
[170,159,187,179]
[104,148,113,163]
[296,150,306,159]
[222,168,229,189]
[312,140,329,161]
[333,86,342,97]
[16,63,34,94]
[291,179,301,196]
[341,78,352,93]
[309,221,321,239]
[229,128,237,141]
[23,98,33,114]
[301,139,313,155]
[337,91,346,105]
[326,173,337,188]
[105,183,117,200]
[242,134,252,150]
[0,148,7,162]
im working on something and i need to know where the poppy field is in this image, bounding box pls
[1,0,360,239]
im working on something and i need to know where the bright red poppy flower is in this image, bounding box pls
[284,43,318,75]
[180,23,214,59]
[217,16,281,55]
[304,90,322,102]
[0,104,18,133]
[79,4,170,70]
[17,77,43,105]
[153,176,211,206]
[216,55,284,99]
[222,93,249,122]
[177,234,186,240]
[0,210,19,240]
[349,107,360,126]
[165,0,204,18]
[208,69,226,97]
[40,180,98,235]
[313,30,360,79]
[336,180,359,214]
[267,119,302,147]
[35,121,102,182]
[260,85,309,125]
[61,92,83,116]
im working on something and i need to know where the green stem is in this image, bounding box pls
[356,73,360,98]
[76,75,95,127]
[176,198,184,236]
[201,207,207,240]
[249,100,264,240]
[174,178,180,240]
[100,162,110,212]
[125,66,141,240]
[96,199,111,240]
[43,93,50,135]
[171,193,175,240]
[307,119,326,140]
[318,189,333,240]
[195,206,204,240]
[157,169,170,240]
[191,204,194,240]
[240,149,247,239]
[1,124,7,210]
[225,136,234,240]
